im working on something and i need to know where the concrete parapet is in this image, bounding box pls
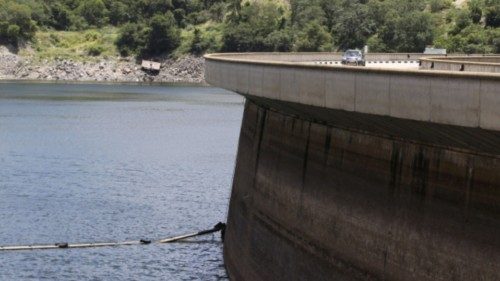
[420,56,500,73]
[205,53,500,131]
[213,52,441,63]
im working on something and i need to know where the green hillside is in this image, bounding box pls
[1,0,499,60]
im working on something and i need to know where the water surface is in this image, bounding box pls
[0,82,244,280]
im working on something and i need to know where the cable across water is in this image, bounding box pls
[0,222,226,252]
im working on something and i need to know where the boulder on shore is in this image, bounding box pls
[0,46,205,84]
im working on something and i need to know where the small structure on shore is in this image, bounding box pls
[141,60,161,74]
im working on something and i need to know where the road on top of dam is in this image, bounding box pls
[309,60,420,70]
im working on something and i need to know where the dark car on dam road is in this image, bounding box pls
[341,49,366,66]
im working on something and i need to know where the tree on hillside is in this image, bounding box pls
[108,1,130,25]
[295,20,332,51]
[429,0,452,13]
[78,0,108,27]
[222,0,288,52]
[453,9,473,34]
[485,4,500,27]
[291,0,326,28]
[190,27,204,55]
[378,10,435,52]
[226,0,242,23]
[137,0,174,18]
[0,1,37,45]
[391,11,434,52]
[222,23,255,51]
[116,22,148,56]
[469,0,483,24]
[319,0,342,31]
[144,12,180,56]
[264,29,293,51]
[2,0,500,58]
[209,2,226,22]
[16,0,51,26]
[50,3,72,30]
[492,28,500,53]
[387,0,426,14]
[366,35,388,52]
[333,3,374,50]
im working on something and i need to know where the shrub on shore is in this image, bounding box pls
[1,0,500,57]
[87,43,105,56]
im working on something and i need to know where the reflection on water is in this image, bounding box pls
[0,82,244,280]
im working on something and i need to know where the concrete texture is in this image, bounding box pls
[429,77,480,127]
[325,71,356,111]
[354,72,391,115]
[480,80,500,129]
[388,75,431,121]
[205,54,500,130]
[225,99,500,281]
[279,68,299,103]
[203,53,500,281]
[297,69,326,107]
[420,56,500,73]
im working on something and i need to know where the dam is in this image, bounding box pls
[204,53,500,281]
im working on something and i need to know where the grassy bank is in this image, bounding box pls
[18,27,120,62]
[19,21,224,62]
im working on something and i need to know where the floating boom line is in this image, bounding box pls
[0,222,226,252]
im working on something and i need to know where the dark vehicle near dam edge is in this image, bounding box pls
[341,49,365,66]
[205,53,500,281]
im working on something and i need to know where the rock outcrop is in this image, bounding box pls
[0,46,205,83]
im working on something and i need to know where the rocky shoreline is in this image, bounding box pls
[0,46,205,84]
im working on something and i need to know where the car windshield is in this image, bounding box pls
[345,51,360,57]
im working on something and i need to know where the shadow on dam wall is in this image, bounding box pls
[224,98,500,281]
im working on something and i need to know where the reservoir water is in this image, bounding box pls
[0,82,244,280]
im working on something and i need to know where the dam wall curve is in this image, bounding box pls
[205,53,500,131]
[204,53,500,281]
[420,56,500,73]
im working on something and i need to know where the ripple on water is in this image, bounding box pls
[0,82,243,280]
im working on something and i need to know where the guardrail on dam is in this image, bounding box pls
[204,53,500,281]
[421,56,500,73]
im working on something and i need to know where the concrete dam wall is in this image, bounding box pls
[205,53,500,280]
[420,56,500,73]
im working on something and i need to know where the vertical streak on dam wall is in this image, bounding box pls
[224,99,500,281]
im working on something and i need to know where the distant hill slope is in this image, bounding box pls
[0,0,498,61]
